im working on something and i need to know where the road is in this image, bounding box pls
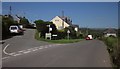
[2,29,112,67]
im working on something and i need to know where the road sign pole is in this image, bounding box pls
[67,30,70,40]
[68,33,69,40]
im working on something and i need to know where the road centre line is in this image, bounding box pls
[13,53,22,56]
[18,50,26,53]
[23,50,31,54]
[32,49,38,51]
[39,48,43,49]
[2,44,66,60]
[2,57,9,59]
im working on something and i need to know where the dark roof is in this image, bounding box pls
[58,16,72,25]
[71,24,79,28]
[104,28,117,34]
[58,16,67,20]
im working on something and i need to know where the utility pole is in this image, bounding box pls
[86,26,88,36]
[62,11,64,29]
[23,12,26,17]
[9,6,12,15]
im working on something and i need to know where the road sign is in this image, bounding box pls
[67,30,70,40]
[67,30,70,33]
[49,28,52,31]
[45,33,51,40]
[52,34,57,37]
[75,27,78,32]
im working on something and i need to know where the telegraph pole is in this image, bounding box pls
[9,6,12,15]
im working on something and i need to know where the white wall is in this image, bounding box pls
[104,33,117,37]
[51,16,70,30]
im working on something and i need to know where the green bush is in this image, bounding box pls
[102,37,119,68]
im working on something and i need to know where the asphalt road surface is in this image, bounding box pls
[2,29,112,67]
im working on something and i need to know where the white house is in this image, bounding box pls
[104,28,117,37]
[51,16,72,30]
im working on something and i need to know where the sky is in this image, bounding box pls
[2,0,120,2]
[2,2,118,28]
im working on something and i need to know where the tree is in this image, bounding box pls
[2,15,17,39]
[19,17,30,28]
[64,26,77,39]
[34,20,57,38]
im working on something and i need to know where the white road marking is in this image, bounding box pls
[3,44,11,55]
[39,48,43,49]
[32,49,38,51]
[23,51,31,54]
[9,52,16,55]
[18,50,26,53]
[2,57,10,60]
[2,44,65,60]
[27,48,35,51]
[13,53,22,56]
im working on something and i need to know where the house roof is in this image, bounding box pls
[104,28,117,34]
[57,16,72,25]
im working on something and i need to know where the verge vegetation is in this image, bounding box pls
[35,30,82,43]
[101,36,120,68]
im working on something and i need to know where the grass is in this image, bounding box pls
[102,37,120,68]
[35,30,82,44]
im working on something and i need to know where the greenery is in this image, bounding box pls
[80,28,105,39]
[34,20,57,38]
[35,30,82,43]
[2,15,17,39]
[102,37,120,68]
[34,19,84,40]
[2,14,33,39]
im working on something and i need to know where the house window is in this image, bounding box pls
[55,20,59,21]
[58,26,63,30]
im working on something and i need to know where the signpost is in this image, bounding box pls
[45,33,52,40]
[74,27,78,37]
[47,24,52,33]
[75,27,78,32]
[52,34,57,40]
[67,30,70,40]
[46,24,52,40]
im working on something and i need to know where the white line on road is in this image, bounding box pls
[23,51,31,54]
[39,48,43,49]
[13,53,22,56]
[2,44,66,60]
[2,57,10,60]
[32,49,38,51]
[9,52,16,55]
[3,44,10,55]
[18,50,26,53]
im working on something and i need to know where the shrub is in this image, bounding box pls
[102,37,119,68]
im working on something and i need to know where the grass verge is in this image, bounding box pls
[35,30,82,44]
[101,37,120,69]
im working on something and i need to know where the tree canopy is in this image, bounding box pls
[34,20,57,38]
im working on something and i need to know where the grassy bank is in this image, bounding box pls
[35,30,82,44]
[102,37,120,68]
